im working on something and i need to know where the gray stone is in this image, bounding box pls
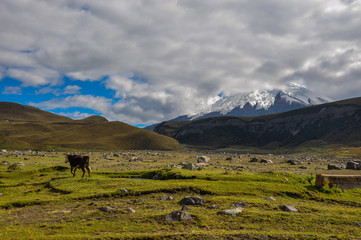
[99,206,114,212]
[179,196,205,205]
[126,207,135,213]
[182,163,197,171]
[207,204,220,209]
[181,205,190,211]
[279,205,298,212]
[346,161,360,170]
[249,158,259,162]
[266,197,276,201]
[221,207,243,216]
[165,211,192,222]
[197,156,210,164]
[1,161,10,165]
[260,159,273,163]
[287,160,303,165]
[120,188,129,193]
[327,164,345,170]
[161,196,173,200]
[230,201,247,207]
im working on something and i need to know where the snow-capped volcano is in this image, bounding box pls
[173,83,333,121]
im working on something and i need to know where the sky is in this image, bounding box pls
[1,0,361,126]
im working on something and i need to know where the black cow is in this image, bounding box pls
[65,154,91,178]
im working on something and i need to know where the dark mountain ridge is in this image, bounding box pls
[154,97,361,148]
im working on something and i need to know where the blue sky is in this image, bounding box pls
[1,0,361,125]
[1,75,115,117]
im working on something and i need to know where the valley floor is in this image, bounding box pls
[1,148,361,239]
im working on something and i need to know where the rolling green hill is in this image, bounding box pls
[0,102,180,151]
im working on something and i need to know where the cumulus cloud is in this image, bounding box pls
[31,95,113,116]
[1,0,361,123]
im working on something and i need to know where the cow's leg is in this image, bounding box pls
[72,167,77,177]
[81,167,86,178]
[85,165,92,177]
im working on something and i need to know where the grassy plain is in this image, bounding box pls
[1,148,361,239]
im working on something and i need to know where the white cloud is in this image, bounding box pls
[31,95,112,115]
[2,86,22,95]
[58,111,91,120]
[1,0,361,123]
[6,68,59,87]
[63,85,81,95]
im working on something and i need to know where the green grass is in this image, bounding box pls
[1,151,361,239]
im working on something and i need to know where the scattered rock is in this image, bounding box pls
[165,210,192,222]
[197,156,210,164]
[7,164,21,170]
[113,153,120,157]
[327,164,345,170]
[299,166,308,169]
[99,206,114,212]
[24,157,30,160]
[1,161,10,165]
[230,201,247,207]
[266,197,276,201]
[207,204,220,209]
[249,158,259,163]
[1,149,7,153]
[182,163,197,171]
[260,159,273,163]
[15,162,25,166]
[181,205,190,211]
[221,207,243,216]
[346,161,360,170]
[287,160,303,165]
[279,205,298,212]
[126,207,135,213]
[161,196,173,201]
[120,188,129,193]
[179,196,205,205]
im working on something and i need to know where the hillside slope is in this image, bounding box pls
[0,102,180,151]
[155,97,361,148]
[0,102,73,123]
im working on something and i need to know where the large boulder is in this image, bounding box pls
[346,161,360,170]
[165,210,192,222]
[179,196,205,205]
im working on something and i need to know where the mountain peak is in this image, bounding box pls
[186,84,333,120]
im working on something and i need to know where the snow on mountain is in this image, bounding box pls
[188,83,332,120]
